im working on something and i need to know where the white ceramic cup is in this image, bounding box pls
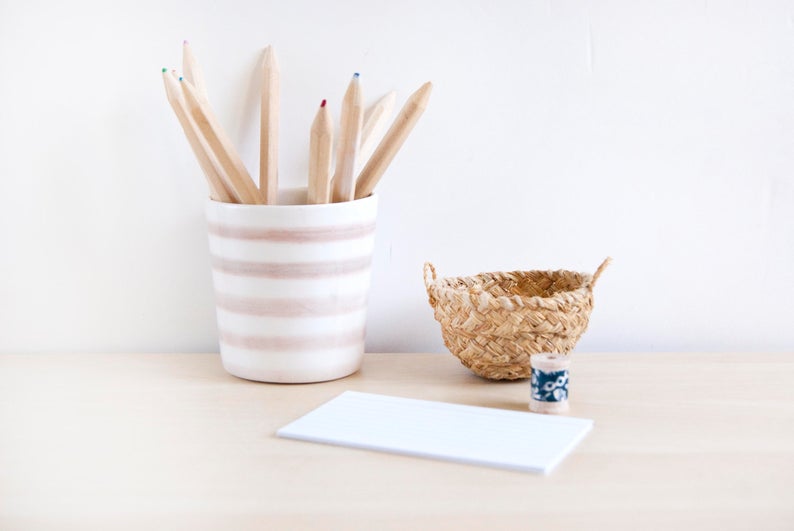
[206,188,378,383]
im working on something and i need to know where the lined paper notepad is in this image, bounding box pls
[277,391,593,474]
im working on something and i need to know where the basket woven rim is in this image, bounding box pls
[429,268,593,301]
[423,258,611,309]
[424,258,612,303]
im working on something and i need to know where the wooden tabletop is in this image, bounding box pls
[1,352,792,530]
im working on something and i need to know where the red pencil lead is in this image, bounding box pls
[321,99,327,107]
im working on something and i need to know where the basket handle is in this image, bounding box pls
[590,257,613,289]
[423,262,438,306]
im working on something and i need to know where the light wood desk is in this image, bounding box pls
[1,353,792,530]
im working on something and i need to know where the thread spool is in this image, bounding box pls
[529,353,570,414]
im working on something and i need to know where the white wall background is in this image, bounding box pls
[0,0,792,354]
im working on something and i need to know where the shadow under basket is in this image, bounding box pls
[424,258,611,380]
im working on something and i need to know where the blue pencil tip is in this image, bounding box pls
[354,72,360,78]
[178,76,183,82]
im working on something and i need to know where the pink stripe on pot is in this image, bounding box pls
[207,221,376,242]
[215,293,368,317]
[219,328,366,352]
[211,255,372,278]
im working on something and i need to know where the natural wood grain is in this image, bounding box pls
[181,79,263,204]
[307,102,333,204]
[332,75,363,203]
[162,71,233,202]
[358,91,396,171]
[259,45,279,204]
[1,352,792,530]
[354,82,432,199]
[181,41,208,99]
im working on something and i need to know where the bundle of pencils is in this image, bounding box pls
[163,42,432,205]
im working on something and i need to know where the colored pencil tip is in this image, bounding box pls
[354,72,360,78]
[321,99,327,107]
[183,39,189,45]
[161,67,167,73]
[178,76,183,81]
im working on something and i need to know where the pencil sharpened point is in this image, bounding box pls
[178,76,183,81]
[419,81,434,95]
[162,67,167,73]
[354,72,360,78]
[321,99,327,107]
[183,39,189,45]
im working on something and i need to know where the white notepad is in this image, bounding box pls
[277,391,593,474]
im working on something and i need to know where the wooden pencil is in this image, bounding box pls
[260,45,279,204]
[307,100,334,204]
[332,73,363,203]
[182,40,208,99]
[162,69,233,202]
[358,91,396,170]
[354,82,432,200]
[180,78,264,204]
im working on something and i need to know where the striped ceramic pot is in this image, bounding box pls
[206,188,378,383]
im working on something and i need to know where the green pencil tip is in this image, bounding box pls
[162,67,167,73]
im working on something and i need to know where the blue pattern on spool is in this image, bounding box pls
[531,368,569,402]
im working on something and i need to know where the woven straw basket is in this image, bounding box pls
[424,258,611,380]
